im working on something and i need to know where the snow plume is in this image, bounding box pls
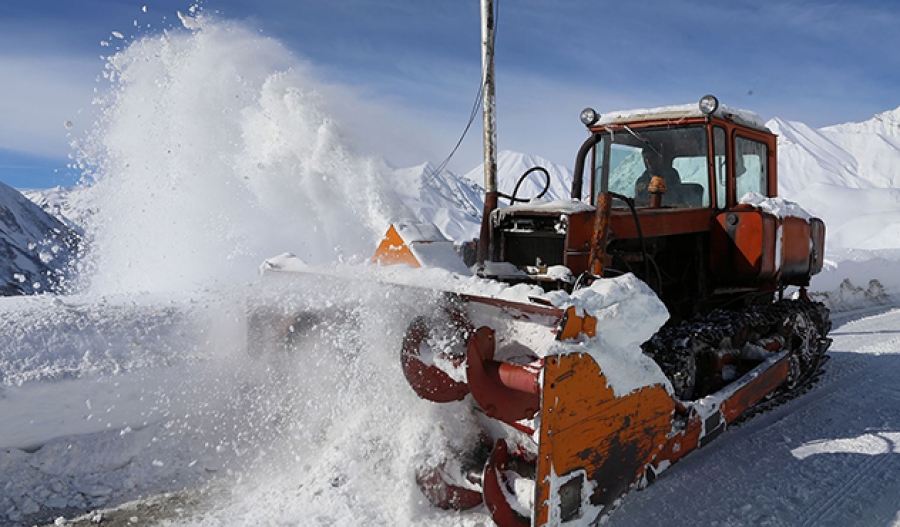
[74,13,410,294]
[171,277,485,526]
[0,273,488,525]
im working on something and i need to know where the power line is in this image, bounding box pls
[422,0,499,187]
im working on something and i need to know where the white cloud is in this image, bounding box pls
[0,55,100,159]
[312,52,650,174]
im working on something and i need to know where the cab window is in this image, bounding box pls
[713,127,727,208]
[594,126,710,208]
[735,136,768,200]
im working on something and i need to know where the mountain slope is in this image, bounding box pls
[462,150,575,202]
[0,181,79,295]
[21,186,89,231]
[390,162,484,242]
[389,151,576,243]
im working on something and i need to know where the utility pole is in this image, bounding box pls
[477,0,498,265]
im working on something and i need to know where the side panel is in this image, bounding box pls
[781,216,812,281]
[711,209,777,285]
[534,354,674,526]
[719,357,790,422]
[565,211,595,276]
[651,353,791,471]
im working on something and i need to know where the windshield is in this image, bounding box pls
[592,126,710,208]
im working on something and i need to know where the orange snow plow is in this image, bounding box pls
[376,93,831,526]
[254,94,831,526]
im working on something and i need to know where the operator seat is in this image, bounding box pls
[679,183,704,207]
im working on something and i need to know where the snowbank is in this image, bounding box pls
[808,249,899,311]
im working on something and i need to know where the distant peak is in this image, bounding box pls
[497,150,530,162]
[874,105,900,123]
[415,161,437,173]
[394,161,436,178]
[765,116,820,143]
[821,104,900,135]
[766,117,786,133]
[497,150,564,170]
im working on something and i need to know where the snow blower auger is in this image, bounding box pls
[392,93,832,527]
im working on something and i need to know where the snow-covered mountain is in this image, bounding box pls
[769,108,900,192]
[463,150,574,202]
[769,105,900,250]
[0,181,79,295]
[21,186,90,231]
[387,151,575,243]
[390,162,484,242]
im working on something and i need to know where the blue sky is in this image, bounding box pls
[2,0,899,189]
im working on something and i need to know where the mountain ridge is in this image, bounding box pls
[0,181,79,295]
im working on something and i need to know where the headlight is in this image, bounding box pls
[699,94,719,115]
[580,107,600,127]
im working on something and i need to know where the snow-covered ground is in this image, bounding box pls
[4,10,900,527]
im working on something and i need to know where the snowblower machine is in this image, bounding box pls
[256,3,829,524]
[369,94,831,527]
[258,94,831,525]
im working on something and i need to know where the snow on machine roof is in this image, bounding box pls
[594,103,770,133]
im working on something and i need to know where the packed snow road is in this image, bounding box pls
[614,305,900,527]
[5,300,900,527]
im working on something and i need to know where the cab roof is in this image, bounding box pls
[592,103,770,133]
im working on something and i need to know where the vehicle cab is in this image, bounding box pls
[484,96,824,318]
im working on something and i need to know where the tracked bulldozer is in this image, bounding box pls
[367,94,831,527]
